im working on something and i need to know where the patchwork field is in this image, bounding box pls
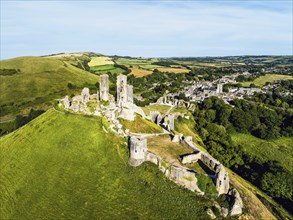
[156,67,190,73]
[130,68,153,77]
[91,64,125,75]
[0,109,213,219]
[88,56,114,67]
[240,74,293,87]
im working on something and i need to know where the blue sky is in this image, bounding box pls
[1,0,292,59]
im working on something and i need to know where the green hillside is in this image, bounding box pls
[0,109,212,219]
[231,133,293,173]
[0,56,99,118]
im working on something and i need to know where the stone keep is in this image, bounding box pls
[117,74,128,105]
[99,74,109,101]
[216,84,223,94]
[127,85,134,103]
[215,164,230,195]
[81,88,90,103]
[128,136,147,167]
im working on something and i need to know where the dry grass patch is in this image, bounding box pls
[157,67,190,73]
[147,135,193,165]
[130,68,152,77]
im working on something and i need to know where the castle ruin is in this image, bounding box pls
[117,74,128,105]
[99,74,109,101]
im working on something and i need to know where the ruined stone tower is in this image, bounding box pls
[216,84,223,94]
[117,74,127,105]
[128,136,147,167]
[99,74,109,101]
[215,164,229,195]
[127,85,133,103]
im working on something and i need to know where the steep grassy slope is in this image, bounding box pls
[0,109,212,219]
[231,133,293,173]
[0,56,99,118]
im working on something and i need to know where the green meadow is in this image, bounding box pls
[0,109,212,219]
[240,74,293,87]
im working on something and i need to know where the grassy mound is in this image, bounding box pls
[0,56,99,117]
[119,115,163,133]
[0,109,212,219]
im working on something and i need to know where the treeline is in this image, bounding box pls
[247,91,293,109]
[0,68,21,76]
[235,72,265,82]
[0,109,45,136]
[190,97,293,213]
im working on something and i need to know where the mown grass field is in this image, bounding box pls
[115,58,158,66]
[231,133,293,173]
[240,74,293,87]
[119,114,163,133]
[0,56,99,118]
[88,56,114,66]
[91,64,125,75]
[142,104,171,115]
[0,109,215,219]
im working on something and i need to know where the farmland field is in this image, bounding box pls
[240,74,293,87]
[91,64,125,75]
[115,58,158,68]
[130,68,152,77]
[88,56,114,66]
[156,67,190,73]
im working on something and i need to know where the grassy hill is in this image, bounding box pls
[0,56,99,118]
[0,109,213,219]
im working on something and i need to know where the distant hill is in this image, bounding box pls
[0,109,212,219]
[0,56,99,118]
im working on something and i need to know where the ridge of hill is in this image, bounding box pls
[0,56,99,119]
